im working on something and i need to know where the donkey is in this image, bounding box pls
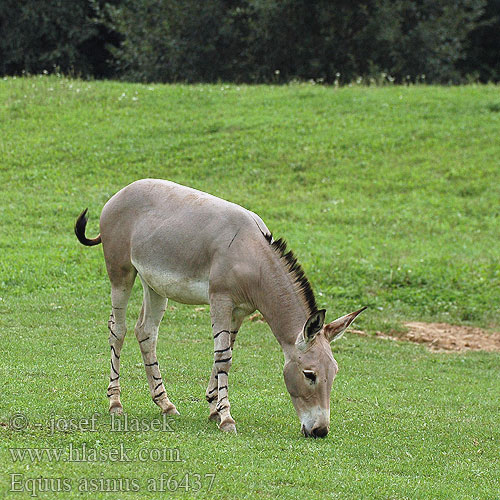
[75,179,366,437]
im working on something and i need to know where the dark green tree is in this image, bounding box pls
[0,0,496,83]
[0,0,120,77]
[461,0,500,81]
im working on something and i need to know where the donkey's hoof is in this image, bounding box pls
[161,404,180,416]
[109,402,123,415]
[208,411,221,423]
[219,420,237,434]
[164,407,180,416]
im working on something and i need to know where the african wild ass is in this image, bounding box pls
[75,179,365,437]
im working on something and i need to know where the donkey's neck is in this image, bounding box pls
[253,250,311,352]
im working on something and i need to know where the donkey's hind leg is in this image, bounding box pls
[107,270,136,415]
[135,276,179,415]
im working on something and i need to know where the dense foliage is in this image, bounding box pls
[1,0,499,83]
[0,0,120,78]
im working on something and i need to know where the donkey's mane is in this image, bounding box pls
[263,232,318,315]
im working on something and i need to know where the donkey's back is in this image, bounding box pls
[99,179,270,305]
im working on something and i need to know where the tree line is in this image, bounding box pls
[1,0,499,84]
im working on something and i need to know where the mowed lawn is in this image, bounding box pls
[0,77,499,499]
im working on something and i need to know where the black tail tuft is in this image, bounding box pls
[75,208,101,246]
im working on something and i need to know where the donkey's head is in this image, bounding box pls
[283,307,366,438]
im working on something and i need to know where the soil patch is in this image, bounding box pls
[352,323,500,352]
[248,313,499,352]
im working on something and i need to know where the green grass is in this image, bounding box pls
[0,76,499,499]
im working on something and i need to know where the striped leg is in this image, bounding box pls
[107,287,132,415]
[207,295,238,433]
[135,278,179,415]
[205,318,242,423]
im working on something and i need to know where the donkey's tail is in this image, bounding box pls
[75,209,102,246]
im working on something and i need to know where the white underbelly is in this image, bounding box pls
[132,261,210,305]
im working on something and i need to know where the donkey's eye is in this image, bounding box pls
[303,370,317,384]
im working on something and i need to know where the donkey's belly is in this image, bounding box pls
[133,260,210,305]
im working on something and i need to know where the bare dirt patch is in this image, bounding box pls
[352,323,500,352]
[248,313,499,352]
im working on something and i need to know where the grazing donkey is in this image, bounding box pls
[75,179,365,437]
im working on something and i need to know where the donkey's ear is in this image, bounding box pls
[324,306,367,342]
[303,309,326,342]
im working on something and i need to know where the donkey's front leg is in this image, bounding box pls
[205,317,242,424]
[206,364,221,423]
[208,295,237,433]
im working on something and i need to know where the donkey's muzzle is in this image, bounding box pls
[311,425,329,438]
[301,424,329,438]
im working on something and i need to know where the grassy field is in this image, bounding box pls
[0,76,499,499]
